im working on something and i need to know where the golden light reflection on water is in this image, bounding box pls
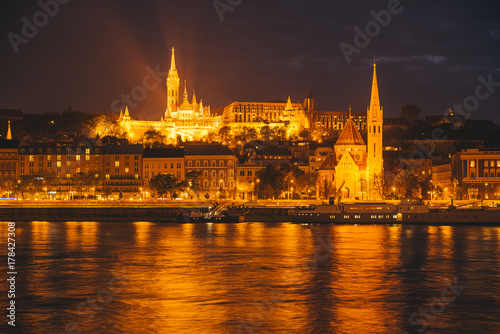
[6,222,500,334]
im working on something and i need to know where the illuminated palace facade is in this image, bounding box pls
[119,48,377,143]
[317,64,384,201]
[119,48,315,142]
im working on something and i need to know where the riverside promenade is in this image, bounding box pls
[1,199,498,223]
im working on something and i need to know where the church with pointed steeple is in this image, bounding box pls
[317,63,384,201]
[165,48,211,120]
[118,47,220,143]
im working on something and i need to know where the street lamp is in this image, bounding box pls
[251,182,254,201]
[256,179,260,201]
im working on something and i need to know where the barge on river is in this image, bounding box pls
[289,198,500,225]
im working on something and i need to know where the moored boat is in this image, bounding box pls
[289,198,500,225]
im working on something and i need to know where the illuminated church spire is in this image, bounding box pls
[285,96,294,111]
[367,60,384,200]
[192,89,197,105]
[7,121,12,140]
[170,47,177,71]
[370,62,381,114]
[166,47,180,118]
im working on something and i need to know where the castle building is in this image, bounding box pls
[317,63,384,201]
[221,96,310,137]
[119,48,221,143]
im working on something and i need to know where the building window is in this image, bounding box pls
[86,156,90,161]
[177,163,182,169]
[115,168,119,173]
[57,161,62,168]
[135,155,139,160]
[212,161,216,167]
[188,161,192,167]
[204,161,208,167]
[115,161,120,167]
[196,161,200,168]
[125,168,129,174]
[115,155,119,161]
[484,161,489,167]
[145,172,149,178]
[240,171,245,176]
[248,171,252,176]
[76,155,80,161]
[470,160,476,168]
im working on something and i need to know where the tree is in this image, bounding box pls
[102,186,113,199]
[260,126,272,140]
[370,173,390,200]
[272,127,288,141]
[149,174,179,199]
[299,129,312,141]
[401,104,422,125]
[181,170,203,198]
[218,126,232,144]
[258,164,304,199]
[450,179,465,200]
[394,170,421,198]
[14,176,32,199]
[144,129,166,144]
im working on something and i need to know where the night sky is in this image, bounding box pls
[1,0,499,122]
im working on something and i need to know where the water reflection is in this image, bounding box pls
[1,222,499,334]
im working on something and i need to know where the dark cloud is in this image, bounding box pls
[0,0,499,122]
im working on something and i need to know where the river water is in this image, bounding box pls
[1,221,500,334]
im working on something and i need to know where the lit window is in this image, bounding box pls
[115,161,120,167]
[86,149,90,155]
[484,161,489,167]
[470,160,475,168]
[76,155,80,161]
[57,161,61,168]
[125,168,129,173]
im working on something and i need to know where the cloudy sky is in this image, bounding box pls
[1,0,499,122]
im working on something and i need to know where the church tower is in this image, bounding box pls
[304,89,316,129]
[367,62,384,199]
[166,47,180,118]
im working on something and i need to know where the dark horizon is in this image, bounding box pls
[1,0,499,122]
